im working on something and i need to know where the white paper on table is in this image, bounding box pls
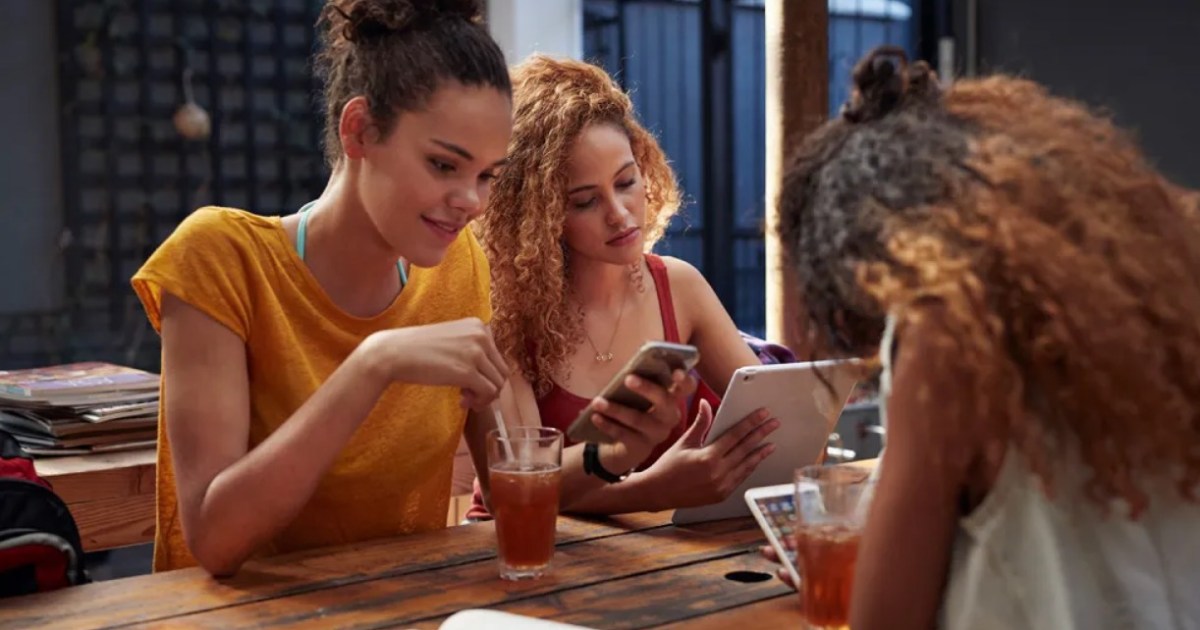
[437,609,594,630]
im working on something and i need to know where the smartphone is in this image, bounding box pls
[564,341,700,444]
[744,483,801,585]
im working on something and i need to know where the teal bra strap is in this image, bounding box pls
[295,200,317,261]
[296,201,407,288]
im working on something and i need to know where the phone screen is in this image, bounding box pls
[751,492,797,566]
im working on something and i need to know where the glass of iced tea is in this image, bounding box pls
[793,464,874,630]
[487,426,563,581]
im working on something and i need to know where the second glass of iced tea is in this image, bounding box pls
[487,426,563,581]
[793,464,874,630]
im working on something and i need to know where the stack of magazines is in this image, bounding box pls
[0,362,160,457]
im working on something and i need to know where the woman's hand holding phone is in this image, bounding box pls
[586,369,697,473]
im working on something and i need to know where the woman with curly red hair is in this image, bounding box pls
[770,47,1200,629]
[468,55,780,518]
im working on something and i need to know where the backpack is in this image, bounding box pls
[0,430,89,597]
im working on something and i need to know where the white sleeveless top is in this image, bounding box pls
[875,315,1200,630]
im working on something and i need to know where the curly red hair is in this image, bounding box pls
[477,55,681,395]
[780,48,1200,514]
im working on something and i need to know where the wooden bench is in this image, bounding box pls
[34,449,157,553]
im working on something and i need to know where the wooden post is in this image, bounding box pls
[765,0,828,358]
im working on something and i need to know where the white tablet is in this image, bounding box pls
[671,360,859,525]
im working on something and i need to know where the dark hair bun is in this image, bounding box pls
[840,46,939,123]
[321,0,484,45]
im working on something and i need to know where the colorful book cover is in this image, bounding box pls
[0,362,159,399]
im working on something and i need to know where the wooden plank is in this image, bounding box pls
[131,518,766,629]
[69,494,156,553]
[33,448,156,478]
[40,457,155,505]
[418,545,795,629]
[33,449,158,551]
[655,592,800,629]
[0,513,669,630]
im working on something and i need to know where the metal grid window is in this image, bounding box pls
[0,0,328,371]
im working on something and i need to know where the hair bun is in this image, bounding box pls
[321,0,484,45]
[425,0,486,22]
[840,46,939,123]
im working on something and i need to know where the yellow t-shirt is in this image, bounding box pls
[131,206,490,572]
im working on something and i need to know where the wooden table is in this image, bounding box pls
[34,449,157,552]
[0,511,800,629]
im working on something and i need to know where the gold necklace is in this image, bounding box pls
[580,287,629,363]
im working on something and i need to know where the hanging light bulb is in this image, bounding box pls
[173,64,210,141]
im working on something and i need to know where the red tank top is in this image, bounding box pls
[466,254,690,520]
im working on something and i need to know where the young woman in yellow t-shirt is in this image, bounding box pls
[132,0,695,576]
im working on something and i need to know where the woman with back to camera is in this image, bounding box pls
[768,46,1200,629]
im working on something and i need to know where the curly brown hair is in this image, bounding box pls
[779,47,1200,514]
[476,55,681,396]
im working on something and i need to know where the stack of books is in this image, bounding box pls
[0,362,160,457]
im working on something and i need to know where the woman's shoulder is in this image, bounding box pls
[649,254,707,297]
[649,254,723,324]
[131,207,284,338]
[161,206,285,258]
[178,205,277,233]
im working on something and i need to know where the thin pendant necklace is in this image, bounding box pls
[580,287,629,363]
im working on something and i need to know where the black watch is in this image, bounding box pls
[583,442,629,483]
